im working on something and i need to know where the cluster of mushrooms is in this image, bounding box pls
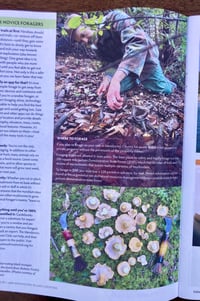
[71,189,169,287]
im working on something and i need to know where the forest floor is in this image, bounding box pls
[54,55,184,143]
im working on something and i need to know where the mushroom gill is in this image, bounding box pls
[98,226,113,239]
[105,235,127,260]
[115,214,136,234]
[146,221,157,233]
[147,240,160,253]
[86,196,100,210]
[96,203,118,220]
[117,261,131,276]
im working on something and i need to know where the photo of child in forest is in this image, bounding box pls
[54,7,186,142]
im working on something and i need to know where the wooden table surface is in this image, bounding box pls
[0,0,199,301]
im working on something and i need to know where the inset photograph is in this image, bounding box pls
[50,184,181,289]
[54,8,186,145]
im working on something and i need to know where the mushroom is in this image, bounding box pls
[142,204,150,213]
[129,237,143,252]
[132,196,142,207]
[117,261,131,276]
[115,214,136,234]
[103,189,120,202]
[128,209,138,218]
[135,213,146,225]
[137,255,147,266]
[147,240,160,253]
[62,192,70,210]
[96,203,118,220]
[92,248,101,258]
[98,226,113,239]
[146,221,157,233]
[82,231,95,245]
[105,235,127,260]
[138,229,149,240]
[86,196,100,210]
[90,263,114,286]
[157,205,169,217]
[61,245,66,253]
[120,202,132,213]
[75,213,94,229]
[128,257,136,266]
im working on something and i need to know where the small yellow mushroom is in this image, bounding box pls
[82,231,95,245]
[146,221,157,233]
[120,202,132,213]
[129,237,143,252]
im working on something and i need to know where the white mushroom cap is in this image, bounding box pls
[138,229,149,240]
[115,214,136,234]
[98,226,113,239]
[146,221,157,233]
[135,213,147,225]
[90,263,114,286]
[105,235,127,260]
[132,196,142,207]
[128,209,138,218]
[61,245,66,253]
[86,196,100,210]
[129,237,143,252]
[117,261,131,276]
[75,213,94,229]
[120,202,132,213]
[128,257,136,266]
[147,240,160,253]
[142,204,150,213]
[103,189,120,202]
[157,205,169,217]
[82,231,95,244]
[96,203,118,220]
[92,248,101,258]
[137,255,147,266]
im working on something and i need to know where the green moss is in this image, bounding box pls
[50,184,181,290]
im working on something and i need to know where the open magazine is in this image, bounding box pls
[0,6,199,301]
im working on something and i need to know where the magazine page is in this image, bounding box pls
[0,9,57,297]
[178,15,200,300]
[50,7,186,301]
[0,7,187,301]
